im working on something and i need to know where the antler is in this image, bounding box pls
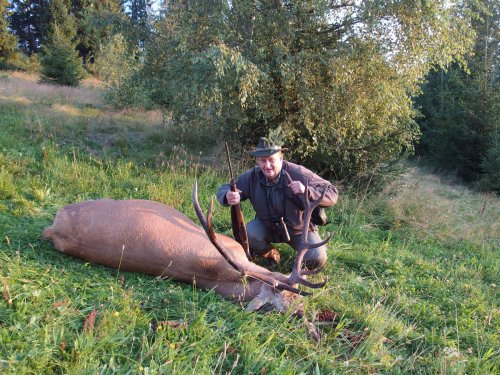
[287,181,332,289]
[192,180,311,296]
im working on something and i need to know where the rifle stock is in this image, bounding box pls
[225,143,251,260]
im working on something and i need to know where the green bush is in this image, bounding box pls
[0,52,40,72]
[94,33,152,108]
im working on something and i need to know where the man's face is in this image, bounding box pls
[257,153,283,182]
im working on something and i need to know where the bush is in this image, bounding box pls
[0,52,40,72]
[94,33,151,108]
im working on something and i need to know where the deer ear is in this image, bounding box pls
[245,295,267,312]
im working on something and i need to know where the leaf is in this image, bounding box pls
[83,309,98,333]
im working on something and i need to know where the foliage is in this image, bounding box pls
[127,0,149,26]
[416,0,499,190]
[0,51,40,72]
[7,0,125,62]
[480,132,500,192]
[38,0,84,86]
[8,0,49,54]
[45,0,76,40]
[133,0,475,180]
[72,0,124,64]
[262,125,285,147]
[94,33,151,108]
[39,26,84,87]
[0,72,498,374]
[0,0,17,65]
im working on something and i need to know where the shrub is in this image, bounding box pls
[0,52,40,72]
[94,33,151,108]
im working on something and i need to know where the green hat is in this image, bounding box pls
[249,137,288,157]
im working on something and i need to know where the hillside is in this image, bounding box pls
[0,72,498,374]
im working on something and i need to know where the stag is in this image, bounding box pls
[43,181,331,316]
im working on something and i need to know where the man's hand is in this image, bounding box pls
[288,180,305,195]
[283,170,306,195]
[226,190,241,205]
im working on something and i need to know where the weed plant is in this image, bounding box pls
[0,72,498,374]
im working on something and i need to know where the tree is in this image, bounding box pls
[40,0,83,87]
[0,0,17,64]
[40,25,84,86]
[137,0,475,180]
[417,0,499,189]
[46,0,76,39]
[8,0,124,61]
[8,0,49,54]
[128,0,149,25]
[94,33,143,106]
[72,0,124,64]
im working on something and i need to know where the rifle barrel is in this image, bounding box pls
[225,142,234,181]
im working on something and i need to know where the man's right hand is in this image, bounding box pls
[226,190,241,205]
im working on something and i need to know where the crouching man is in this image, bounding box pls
[216,136,338,270]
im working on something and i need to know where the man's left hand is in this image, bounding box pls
[288,180,305,195]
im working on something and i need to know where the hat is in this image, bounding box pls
[249,137,288,157]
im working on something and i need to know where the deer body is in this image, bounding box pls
[43,198,292,307]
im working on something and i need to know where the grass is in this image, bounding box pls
[0,71,498,374]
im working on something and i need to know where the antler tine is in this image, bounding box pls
[305,232,333,250]
[288,183,330,288]
[193,180,243,273]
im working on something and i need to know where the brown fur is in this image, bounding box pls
[43,199,297,310]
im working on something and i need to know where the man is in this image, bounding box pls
[216,137,338,270]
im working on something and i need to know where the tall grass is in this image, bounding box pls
[0,72,498,374]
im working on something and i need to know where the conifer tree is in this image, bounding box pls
[8,0,49,54]
[417,0,499,189]
[73,0,124,62]
[46,0,76,39]
[40,25,84,86]
[40,0,84,87]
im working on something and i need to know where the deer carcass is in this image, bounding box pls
[43,181,331,314]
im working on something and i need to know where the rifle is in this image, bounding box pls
[225,142,251,260]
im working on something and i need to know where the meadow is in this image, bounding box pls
[0,72,498,374]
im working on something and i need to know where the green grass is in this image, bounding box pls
[0,72,498,374]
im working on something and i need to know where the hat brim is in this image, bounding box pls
[249,148,288,157]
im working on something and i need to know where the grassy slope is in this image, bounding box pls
[0,72,498,374]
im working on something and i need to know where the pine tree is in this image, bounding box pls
[0,0,18,64]
[40,25,84,86]
[46,0,76,40]
[73,0,124,64]
[8,0,49,54]
[40,0,84,89]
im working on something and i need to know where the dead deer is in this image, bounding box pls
[43,181,331,319]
